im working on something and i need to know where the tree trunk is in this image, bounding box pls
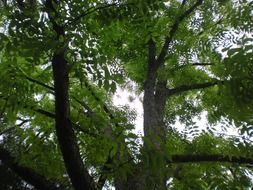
[115,39,169,190]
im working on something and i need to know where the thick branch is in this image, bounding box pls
[0,146,63,190]
[167,81,219,96]
[156,0,203,66]
[171,154,253,166]
[45,0,97,189]
[52,52,96,190]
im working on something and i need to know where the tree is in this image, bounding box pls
[0,0,253,189]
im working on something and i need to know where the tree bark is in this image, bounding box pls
[52,52,96,190]
[140,38,168,190]
[44,0,97,188]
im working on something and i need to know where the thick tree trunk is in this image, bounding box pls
[143,39,165,146]
[142,83,168,190]
[119,38,168,190]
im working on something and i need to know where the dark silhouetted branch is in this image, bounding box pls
[45,0,97,188]
[169,62,213,72]
[157,0,203,66]
[0,146,64,190]
[191,63,213,66]
[171,154,253,166]
[97,156,113,189]
[35,108,55,118]
[0,127,16,136]
[167,81,220,96]
[25,76,54,91]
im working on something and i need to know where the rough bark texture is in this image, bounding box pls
[141,39,168,190]
[143,39,165,145]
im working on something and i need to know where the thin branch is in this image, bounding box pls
[17,65,54,92]
[72,96,96,118]
[25,76,54,91]
[97,156,113,189]
[167,81,220,97]
[16,119,30,127]
[157,0,203,66]
[197,17,223,36]
[171,154,253,166]
[191,63,213,66]
[24,76,99,134]
[66,3,127,27]
[36,107,97,137]
[0,95,96,138]
[169,62,213,72]
[81,80,134,188]
[83,80,118,125]
[0,126,16,136]
[0,146,64,190]
[213,132,253,144]
[23,68,118,135]
[24,77,102,135]
[35,108,55,118]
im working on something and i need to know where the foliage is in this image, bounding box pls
[0,0,253,189]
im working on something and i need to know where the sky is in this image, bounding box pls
[112,86,250,142]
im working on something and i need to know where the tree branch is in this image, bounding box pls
[156,0,203,66]
[35,108,55,118]
[0,146,64,190]
[168,62,213,72]
[25,76,54,91]
[171,154,253,166]
[97,156,113,189]
[167,81,220,96]
[190,63,213,66]
[83,80,119,127]
[66,3,129,27]
[0,126,16,136]
[36,107,97,137]
[45,0,97,189]
[81,80,134,189]
[24,75,98,136]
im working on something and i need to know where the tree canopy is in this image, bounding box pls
[0,0,253,189]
